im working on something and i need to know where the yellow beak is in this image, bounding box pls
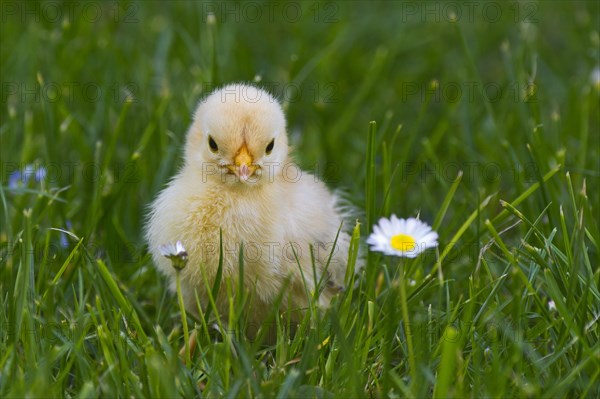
[229,144,257,180]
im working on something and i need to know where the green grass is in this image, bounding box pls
[1,1,599,397]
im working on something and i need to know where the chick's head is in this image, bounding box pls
[185,84,288,186]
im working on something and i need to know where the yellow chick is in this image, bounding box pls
[146,83,355,328]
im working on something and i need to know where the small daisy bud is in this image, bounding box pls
[159,241,189,270]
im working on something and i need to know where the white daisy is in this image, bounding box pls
[367,215,438,258]
[159,240,188,270]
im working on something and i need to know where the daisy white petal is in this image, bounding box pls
[421,232,439,245]
[379,217,394,236]
[175,240,187,256]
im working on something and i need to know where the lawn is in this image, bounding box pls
[1,1,599,397]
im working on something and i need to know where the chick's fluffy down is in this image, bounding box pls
[146,83,357,325]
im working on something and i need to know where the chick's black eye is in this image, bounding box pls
[265,139,275,155]
[208,136,218,152]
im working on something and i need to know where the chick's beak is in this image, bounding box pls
[229,144,257,181]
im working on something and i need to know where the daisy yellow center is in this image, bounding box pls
[390,234,416,251]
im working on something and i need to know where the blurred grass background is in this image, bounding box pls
[1,1,599,397]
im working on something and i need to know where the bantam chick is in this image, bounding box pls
[146,83,355,330]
